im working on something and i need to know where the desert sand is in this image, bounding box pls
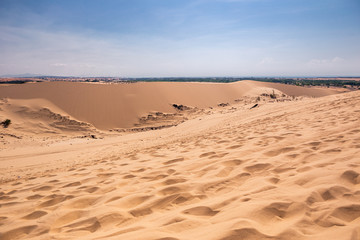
[0,81,359,240]
[0,81,339,129]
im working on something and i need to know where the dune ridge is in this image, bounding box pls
[0,81,340,129]
[0,84,359,239]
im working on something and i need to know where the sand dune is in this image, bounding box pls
[0,82,359,240]
[0,98,94,134]
[0,81,339,129]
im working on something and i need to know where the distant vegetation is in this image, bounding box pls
[2,76,360,89]
[132,77,360,88]
[0,80,29,84]
[248,78,360,88]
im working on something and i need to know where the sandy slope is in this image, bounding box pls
[0,81,340,129]
[0,83,359,239]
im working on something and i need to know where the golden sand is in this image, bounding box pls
[0,81,359,240]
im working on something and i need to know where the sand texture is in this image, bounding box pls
[0,82,359,240]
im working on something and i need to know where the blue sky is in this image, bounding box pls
[0,0,359,77]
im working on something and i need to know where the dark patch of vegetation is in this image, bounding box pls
[172,104,190,111]
[251,78,360,88]
[1,119,11,128]
[172,104,184,110]
[218,103,229,107]
[270,90,277,99]
[0,80,28,84]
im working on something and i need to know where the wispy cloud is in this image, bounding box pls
[308,57,345,65]
[259,57,275,65]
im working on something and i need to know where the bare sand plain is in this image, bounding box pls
[0,81,359,240]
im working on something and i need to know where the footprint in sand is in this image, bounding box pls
[129,207,153,217]
[244,163,272,173]
[52,210,85,228]
[114,194,152,209]
[219,227,273,240]
[159,186,184,196]
[62,182,81,188]
[162,178,187,185]
[38,194,74,208]
[215,167,234,177]
[62,217,101,233]
[319,186,350,201]
[163,157,185,165]
[0,225,38,240]
[65,196,100,209]
[32,186,53,192]
[264,147,296,157]
[221,159,243,167]
[22,210,48,220]
[199,152,216,158]
[182,206,219,216]
[341,170,360,184]
[226,144,242,149]
[331,204,360,222]
[26,194,43,200]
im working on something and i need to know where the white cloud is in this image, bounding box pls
[51,63,67,67]
[259,57,274,65]
[332,57,344,63]
[308,57,345,65]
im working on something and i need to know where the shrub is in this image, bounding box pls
[270,90,277,99]
[1,119,11,128]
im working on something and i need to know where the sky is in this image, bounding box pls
[0,0,359,77]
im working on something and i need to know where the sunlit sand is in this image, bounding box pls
[0,81,359,240]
